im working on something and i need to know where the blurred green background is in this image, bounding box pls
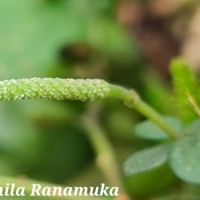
[0,0,200,199]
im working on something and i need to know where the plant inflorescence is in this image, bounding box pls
[0,78,110,101]
[1,60,200,200]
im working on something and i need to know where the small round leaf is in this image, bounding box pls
[124,143,170,175]
[123,143,176,198]
[134,116,182,140]
[169,133,200,184]
[184,118,200,135]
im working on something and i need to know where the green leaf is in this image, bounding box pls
[124,143,170,175]
[170,58,200,123]
[134,116,182,140]
[184,118,200,135]
[169,133,200,184]
[124,143,176,198]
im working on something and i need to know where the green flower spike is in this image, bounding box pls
[0,78,110,101]
[0,77,178,140]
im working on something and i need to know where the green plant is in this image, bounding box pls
[0,59,200,200]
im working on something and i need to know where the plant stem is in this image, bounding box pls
[0,78,179,140]
[108,84,179,140]
[186,89,200,117]
[82,114,131,200]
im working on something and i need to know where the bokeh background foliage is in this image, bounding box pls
[0,0,200,199]
[0,0,142,185]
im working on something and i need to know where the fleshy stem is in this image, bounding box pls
[83,114,131,200]
[108,84,179,140]
[0,78,179,139]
